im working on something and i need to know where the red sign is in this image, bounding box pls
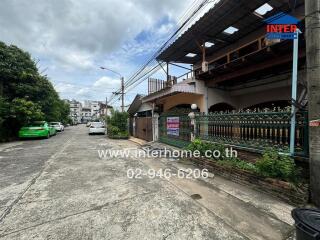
[309,120,320,127]
[167,117,179,136]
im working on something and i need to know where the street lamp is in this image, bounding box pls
[100,66,125,112]
[100,66,122,78]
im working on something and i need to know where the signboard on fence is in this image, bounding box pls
[167,117,179,136]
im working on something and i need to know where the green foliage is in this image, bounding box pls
[107,110,129,132]
[186,139,299,183]
[106,110,129,139]
[185,138,226,160]
[0,97,44,141]
[0,41,70,140]
[9,98,44,124]
[107,125,120,136]
[0,97,9,125]
[217,158,257,172]
[256,148,298,182]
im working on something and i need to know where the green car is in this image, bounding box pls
[19,121,57,139]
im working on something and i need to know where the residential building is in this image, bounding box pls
[69,99,82,124]
[98,102,113,117]
[81,107,92,123]
[128,94,153,141]
[90,101,100,118]
[141,0,308,157]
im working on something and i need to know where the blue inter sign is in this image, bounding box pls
[266,32,298,40]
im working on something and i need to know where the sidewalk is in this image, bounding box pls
[137,141,296,240]
[128,136,148,146]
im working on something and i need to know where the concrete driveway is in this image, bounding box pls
[0,125,295,240]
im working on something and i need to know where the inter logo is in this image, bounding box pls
[264,12,300,40]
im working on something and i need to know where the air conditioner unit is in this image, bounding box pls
[202,61,209,72]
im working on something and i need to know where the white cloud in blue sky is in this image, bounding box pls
[0,0,199,107]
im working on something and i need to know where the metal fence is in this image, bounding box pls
[195,109,309,157]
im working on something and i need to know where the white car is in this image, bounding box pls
[89,122,105,135]
[50,122,64,132]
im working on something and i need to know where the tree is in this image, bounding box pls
[0,41,71,140]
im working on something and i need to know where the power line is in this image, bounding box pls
[108,0,212,104]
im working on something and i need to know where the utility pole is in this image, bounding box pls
[99,66,124,113]
[306,0,320,207]
[121,77,124,113]
[105,96,108,118]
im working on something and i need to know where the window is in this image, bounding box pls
[223,26,239,35]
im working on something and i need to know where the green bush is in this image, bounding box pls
[107,126,129,139]
[106,111,129,139]
[186,140,300,183]
[106,110,128,132]
[256,148,298,182]
[185,138,226,160]
[217,158,257,172]
[107,125,120,136]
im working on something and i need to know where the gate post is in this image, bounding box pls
[153,113,159,141]
[132,117,136,137]
[188,111,196,142]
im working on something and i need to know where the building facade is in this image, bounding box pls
[140,0,308,157]
[69,100,82,124]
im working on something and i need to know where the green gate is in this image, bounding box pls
[159,113,191,148]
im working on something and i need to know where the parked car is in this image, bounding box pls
[89,122,105,135]
[50,122,64,132]
[86,122,91,127]
[19,121,56,139]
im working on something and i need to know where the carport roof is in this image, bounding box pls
[156,0,303,64]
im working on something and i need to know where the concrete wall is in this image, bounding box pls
[207,88,239,110]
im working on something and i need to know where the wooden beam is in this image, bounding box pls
[205,50,306,87]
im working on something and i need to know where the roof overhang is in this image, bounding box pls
[127,94,143,115]
[156,0,304,64]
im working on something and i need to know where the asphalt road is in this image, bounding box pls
[0,125,294,240]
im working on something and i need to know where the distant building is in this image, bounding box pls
[90,101,100,119]
[67,99,114,123]
[99,102,113,117]
[81,107,92,123]
[69,100,82,124]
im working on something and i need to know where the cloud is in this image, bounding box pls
[54,82,76,94]
[93,76,120,88]
[0,0,194,102]
[76,88,91,98]
[0,0,192,70]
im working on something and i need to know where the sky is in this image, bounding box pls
[0,0,201,107]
